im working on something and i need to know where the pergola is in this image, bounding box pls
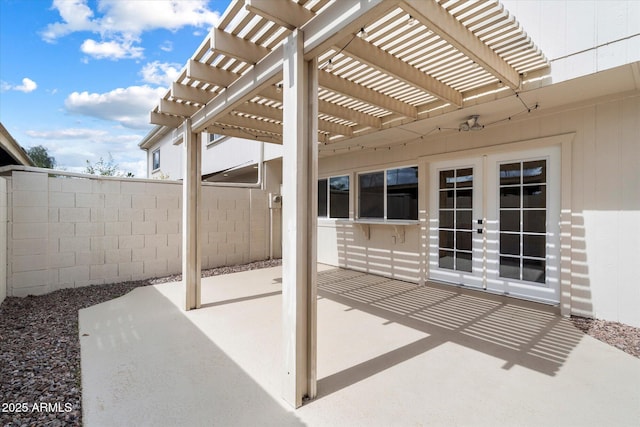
[150,0,548,408]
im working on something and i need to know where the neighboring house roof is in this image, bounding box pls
[149,0,549,148]
[138,125,172,150]
[0,122,35,167]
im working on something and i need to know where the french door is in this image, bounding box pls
[428,146,560,304]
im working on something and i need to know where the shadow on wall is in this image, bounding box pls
[315,268,585,399]
[334,222,421,282]
[569,212,593,318]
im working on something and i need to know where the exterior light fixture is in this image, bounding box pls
[408,15,417,26]
[325,59,334,72]
[275,83,282,93]
[359,27,368,38]
[497,80,504,88]
[459,115,483,131]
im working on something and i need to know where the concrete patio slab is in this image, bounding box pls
[80,266,640,426]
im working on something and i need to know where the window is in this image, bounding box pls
[318,175,349,218]
[208,133,223,144]
[358,166,418,220]
[152,149,160,171]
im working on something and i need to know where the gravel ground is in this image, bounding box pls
[1,260,638,426]
[0,259,281,427]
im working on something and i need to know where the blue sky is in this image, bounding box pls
[0,0,230,176]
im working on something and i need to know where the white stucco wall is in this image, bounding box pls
[501,0,640,83]
[318,91,640,327]
[145,132,283,181]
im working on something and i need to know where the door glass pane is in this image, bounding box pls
[456,189,473,209]
[523,185,546,208]
[456,231,472,251]
[329,176,349,218]
[456,210,472,230]
[500,163,521,185]
[437,167,474,272]
[498,158,548,284]
[499,256,520,280]
[456,168,473,188]
[318,179,328,217]
[523,210,545,233]
[439,250,454,269]
[440,210,454,229]
[358,172,384,218]
[440,170,454,189]
[440,190,454,209]
[523,160,546,184]
[500,210,520,232]
[500,233,520,255]
[456,252,472,272]
[523,259,545,283]
[523,235,546,258]
[439,230,454,249]
[500,187,520,208]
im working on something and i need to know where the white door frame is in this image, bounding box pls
[425,139,568,306]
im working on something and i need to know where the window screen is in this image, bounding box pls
[329,176,349,218]
[358,171,384,218]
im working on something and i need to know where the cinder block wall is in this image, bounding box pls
[0,177,7,305]
[6,171,273,297]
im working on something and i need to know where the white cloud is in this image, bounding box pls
[140,61,181,86]
[25,128,107,139]
[159,41,173,52]
[42,0,220,59]
[93,0,220,35]
[41,0,96,42]
[25,129,147,177]
[64,85,166,129]
[81,38,143,60]
[1,77,38,93]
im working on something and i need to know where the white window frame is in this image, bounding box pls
[318,175,350,219]
[152,149,160,171]
[357,165,418,221]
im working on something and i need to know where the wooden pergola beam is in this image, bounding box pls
[186,60,240,87]
[319,100,381,129]
[210,28,271,64]
[191,45,283,133]
[150,111,183,128]
[403,0,520,89]
[340,35,463,106]
[217,114,283,135]
[318,70,417,119]
[159,99,200,117]
[236,102,353,136]
[206,124,282,144]
[171,82,214,105]
[302,0,399,60]
[245,0,315,30]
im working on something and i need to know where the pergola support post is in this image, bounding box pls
[281,29,318,408]
[182,119,202,310]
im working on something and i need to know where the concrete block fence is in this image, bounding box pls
[1,169,273,299]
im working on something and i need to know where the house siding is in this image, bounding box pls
[318,92,640,327]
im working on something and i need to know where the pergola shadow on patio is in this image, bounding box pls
[315,268,579,398]
[80,266,640,426]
